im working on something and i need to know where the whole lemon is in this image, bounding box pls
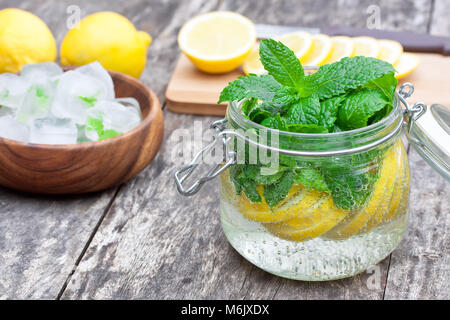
[0,8,57,73]
[61,12,152,78]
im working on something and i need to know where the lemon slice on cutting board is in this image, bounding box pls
[322,36,355,64]
[301,34,333,66]
[265,196,347,242]
[178,11,256,74]
[378,39,403,65]
[242,31,313,75]
[353,36,380,58]
[394,52,420,79]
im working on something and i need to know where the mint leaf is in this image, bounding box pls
[337,88,388,130]
[260,113,288,130]
[263,171,295,208]
[365,72,398,102]
[286,94,321,125]
[318,95,346,129]
[247,107,272,123]
[254,170,284,185]
[229,166,244,195]
[299,56,395,99]
[272,86,300,107]
[241,98,258,116]
[99,129,121,140]
[295,168,329,191]
[259,39,305,89]
[324,171,376,210]
[87,116,103,136]
[287,123,328,133]
[218,74,281,104]
[243,180,262,203]
[79,95,97,107]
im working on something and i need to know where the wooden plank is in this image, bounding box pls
[0,0,123,299]
[383,148,449,299]
[61,0,434,299]
[383,1,450,299]
[0,0,192,299]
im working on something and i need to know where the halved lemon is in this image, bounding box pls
[265,196,347,242]
[324,144,400,239]
[378,39,403,65]
[394,52,420,79]
[301,34,333,66]
[242,31,313,75]
[178,11,256,73]
[352,36,380,58]
[322,36,355,64]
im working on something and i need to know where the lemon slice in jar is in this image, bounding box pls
[178,11,256,74]
[242,31,313,75]
[380,143,410,223]
[237,185,324,223]
[324,145,400,240]
[265,195,347,242]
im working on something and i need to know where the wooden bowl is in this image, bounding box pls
[0,68,164,194]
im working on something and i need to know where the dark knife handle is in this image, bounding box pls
[322,26,450,55]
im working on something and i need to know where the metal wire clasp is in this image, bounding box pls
[398,83,428,145]
[174,118,236,196]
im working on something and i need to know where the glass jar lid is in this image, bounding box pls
[408,103,450,180]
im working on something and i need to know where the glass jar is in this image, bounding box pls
[175,84,449,281]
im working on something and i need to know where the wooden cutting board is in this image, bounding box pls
[166,53,450,116]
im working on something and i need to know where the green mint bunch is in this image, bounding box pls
[218,39,398,210]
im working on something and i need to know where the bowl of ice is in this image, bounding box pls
[0,62,163,194]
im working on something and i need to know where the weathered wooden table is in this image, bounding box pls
[0,0,448,300]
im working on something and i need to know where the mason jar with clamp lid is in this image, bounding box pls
[175,83,450,281]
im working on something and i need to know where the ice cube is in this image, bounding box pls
[0,106,15,117]
[115,97,142,118]
[85,101,141,141]
[95,100,141,132]
[0,115,29,142]
[0,73,29,109]
[30,118,77,144]
[76,62,115,100]
[51,71,108,124]
[16,84,53,124]
[21,62,63,86]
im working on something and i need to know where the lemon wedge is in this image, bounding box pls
[353,36,380,58]
[378,39,403,65]
[394,52,420,79]
[265,196,347,242]
[301,34,333,66]
[242,31,313,75]
[322,36,355,64]
[178,11,256,74]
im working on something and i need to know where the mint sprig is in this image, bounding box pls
[219,39,398,209]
